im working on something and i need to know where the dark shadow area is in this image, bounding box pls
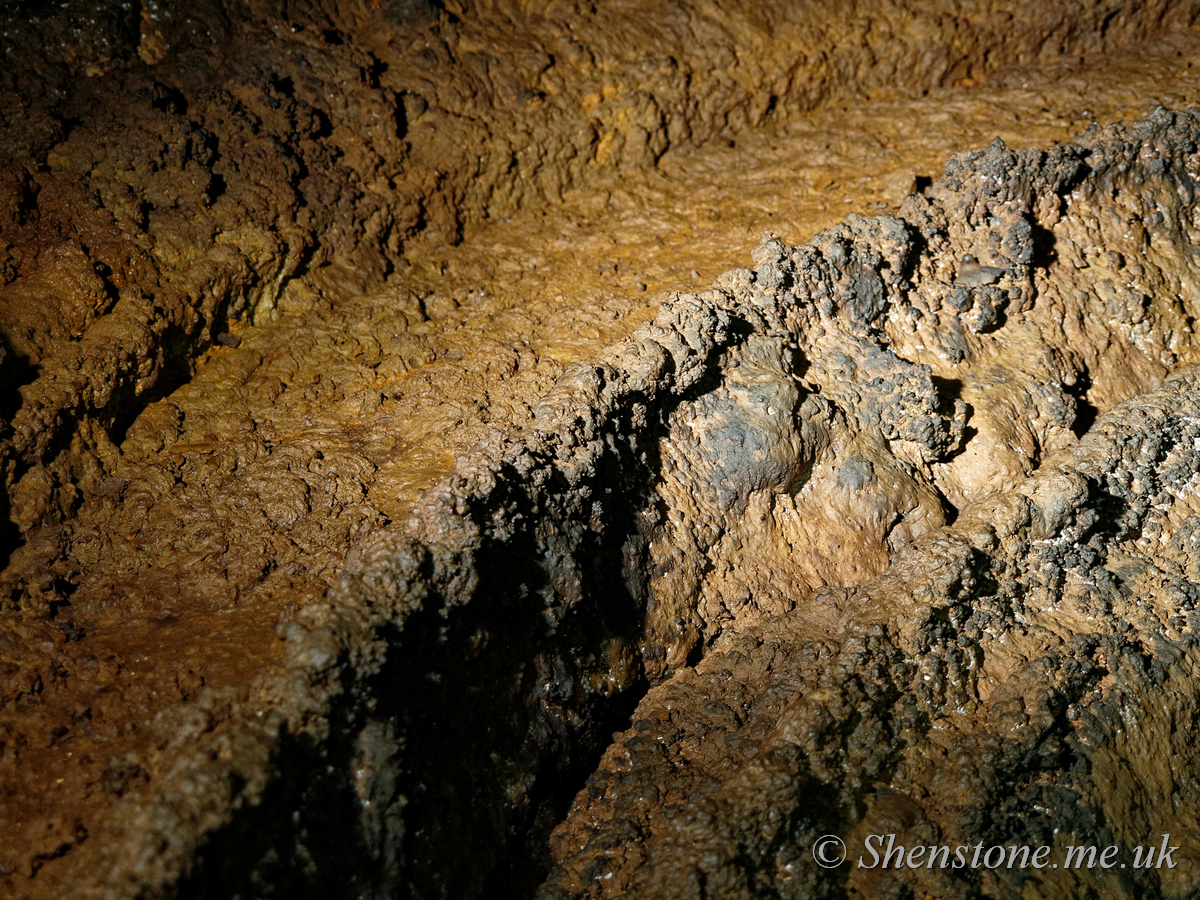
[0,478,22,575]
[364,412,665,899]
[175,723,371,900]
[149,80,189,115]
[176,377,679,898]
[105,322,196,449]
[0,329,37,423]
[931,372,964,405]
[0,332,39,569]
[1065,369,1100,438]
[1029,219,1060,272]
[932,374,977,474]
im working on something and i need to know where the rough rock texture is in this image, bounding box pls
[639,114,1200,676]
[7,3,1200,899]
[542,368,1200,899]
[314,110,1200,898]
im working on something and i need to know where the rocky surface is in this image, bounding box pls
[543,366,1200,899]
[324,111,1200,898]
[6,2,1200,899]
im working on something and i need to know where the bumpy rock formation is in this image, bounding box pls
[543,369,1200,900]
[544,366,1200,899]
[639,117,1200,675]
[306,110,1200,898]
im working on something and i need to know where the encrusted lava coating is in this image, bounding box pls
[299,109,1200,898]
[541,361,1200,900]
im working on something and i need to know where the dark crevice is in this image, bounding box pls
[310,106,333,139]
[1029,220,1060,272]
[0,470,22,573]
[205,172,227,205]
[1065,369,1100,438]
[175,727,370,900]
[363,56,388,90]
[0,331,37,423]
[150,81,188,115]
[104,322,196,449]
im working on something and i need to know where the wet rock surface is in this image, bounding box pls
[7,2,1200,899]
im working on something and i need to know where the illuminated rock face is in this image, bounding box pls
[7,4,1200,899]
[543,368,1200,899]
[329,112,1200,898]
